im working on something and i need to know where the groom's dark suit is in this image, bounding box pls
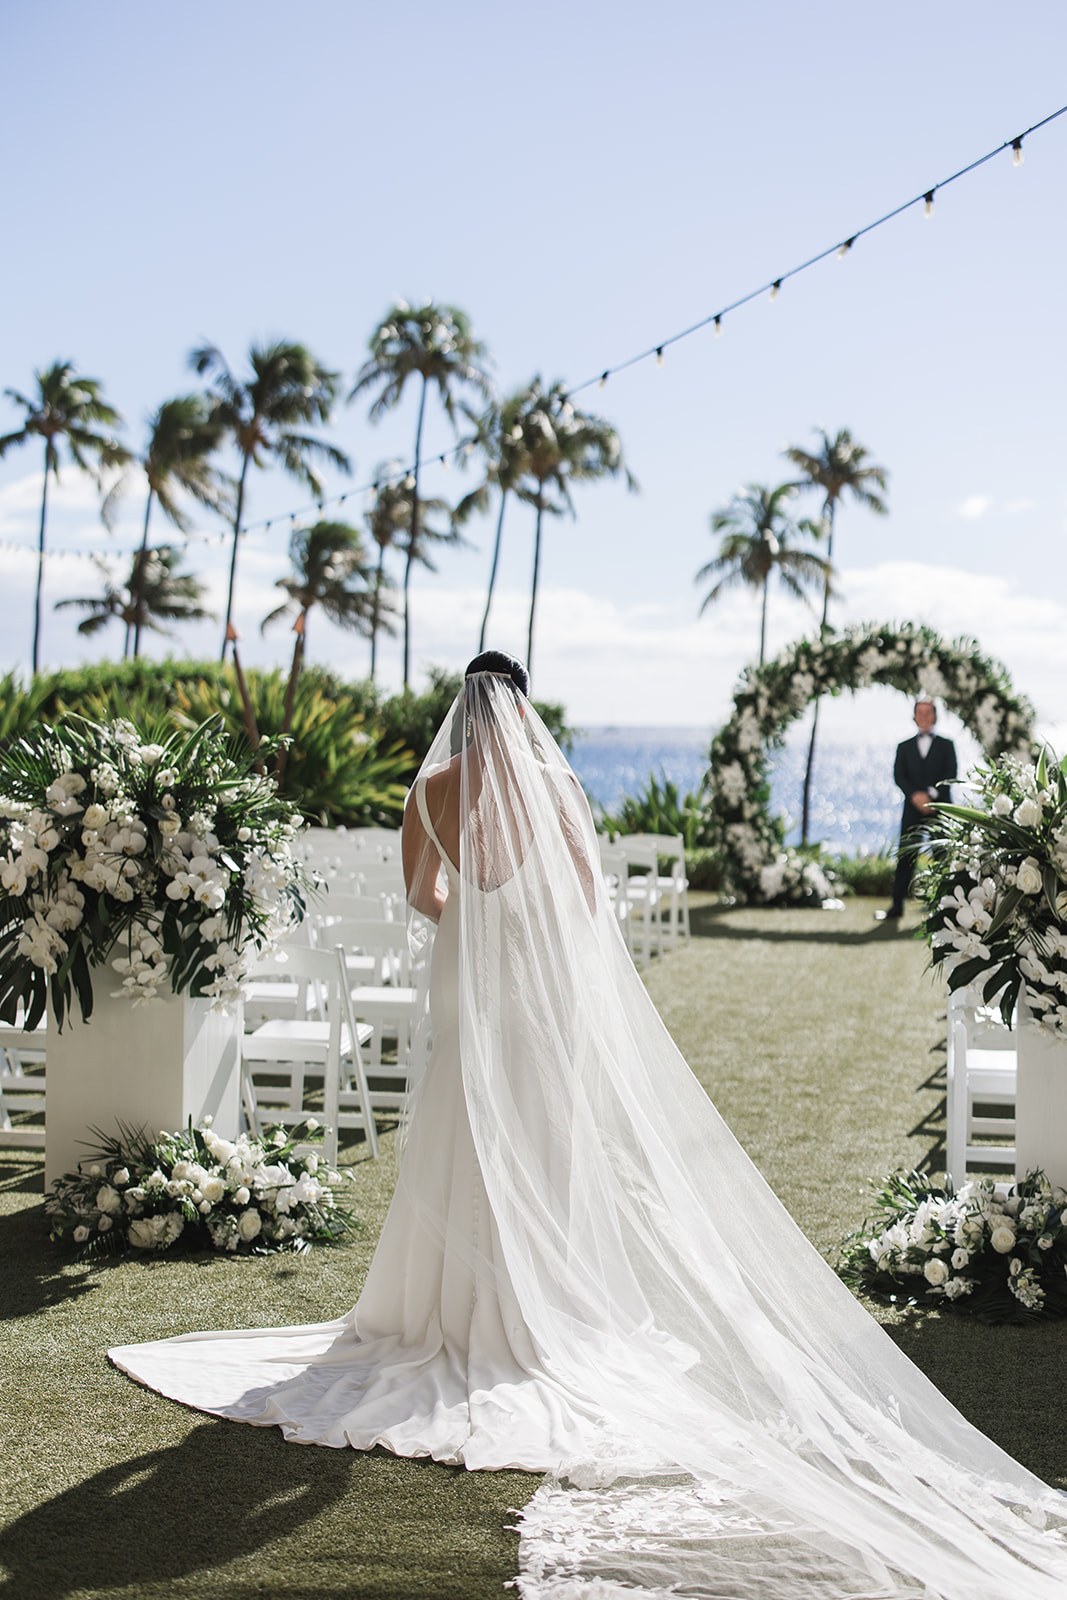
[889,732,957,913]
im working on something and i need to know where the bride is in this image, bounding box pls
[111,652,1067,1599]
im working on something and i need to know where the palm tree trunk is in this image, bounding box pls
[221,454,250,661]
[32,443,50,676]
[758,575,769,667]
[228,631,262,766]
[276,611,306,788]
[370,547,385,681]
[527,489,544,677]
[403,378,429,688]
[800,500,834,844]
[130,488,155,659]
[478,489,508,651]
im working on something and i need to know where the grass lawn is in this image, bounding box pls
[2,895,1064,1599]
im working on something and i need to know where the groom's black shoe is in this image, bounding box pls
[874,905,904,921]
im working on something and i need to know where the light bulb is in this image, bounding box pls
[769,280,781,301]
[837,238,853,259]
[598,372,608,389]
[714,315,723,337]
[1012,138,1024,166]
[923,191,934,218]
[440,453,449,470]
[655,347,664,367]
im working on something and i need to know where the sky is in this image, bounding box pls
[1,1,1065,750]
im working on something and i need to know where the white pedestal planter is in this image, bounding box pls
[45,982,242,1188]
[1015,996,1067,1192]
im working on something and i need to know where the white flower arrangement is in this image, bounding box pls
[920,748,1067,1037]
[841,1169,1067,1323]
[46,1118,357,1256]
[704,621,1035,905]
[0,716,318,1029]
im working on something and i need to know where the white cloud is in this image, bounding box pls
[956,494,991,519]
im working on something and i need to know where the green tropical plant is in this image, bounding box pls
[453,389,538,651]
[0,362,129,673]
[784,428,889,843]
[190,341,351,658]
[349,302,493,685]
[102,395,232,657]
[600,772,710,850]
[55,546,213,648]
[511,380,637,677]
[173,671,412,827]
[696,482,830,667]
[262,520,377,781]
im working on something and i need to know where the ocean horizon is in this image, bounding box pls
[567,725,910,855]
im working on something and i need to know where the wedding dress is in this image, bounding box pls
[110,675,1067,1600]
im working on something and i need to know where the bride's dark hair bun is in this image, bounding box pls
[465,650,529,698]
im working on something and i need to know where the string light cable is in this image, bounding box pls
[3,104,1064,562]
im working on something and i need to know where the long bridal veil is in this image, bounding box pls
[406,674,1067,1600]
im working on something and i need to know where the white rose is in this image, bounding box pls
[237,1209,262,1241]
[95,1184,122,1215]
[990,1225,1017,1253]
[1009,1257,1023,1277]
[923,1258,950,1286]
[1014,796,1043,828]
[140,744,164,766]
[201,1176,225,1203]
[951,1248,970,1270]
[233,1186,250,1205]
[1038,1235,1054,1250]
[73,1225,90,1243]
[127,1218,158,1249]
[1016,857,1043,896]
[199,1200,212,1215]
[97,1215,113,1232]
[113,1167,130,1186]
[82,803,108,829]
[237,827,252,842]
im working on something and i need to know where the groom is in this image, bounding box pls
[880,699,957,920]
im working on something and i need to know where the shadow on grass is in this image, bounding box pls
[689,904,925,947]
[0,1420,356,1598]
[881,1312,1067,1490]
[0,1148,45,1194]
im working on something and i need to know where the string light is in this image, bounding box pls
[13,106,1064,565]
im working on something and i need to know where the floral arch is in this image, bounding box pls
[704,622,1037,905]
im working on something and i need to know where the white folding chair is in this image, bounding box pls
[602,838,663,967]
[945,992,1016,1187]
[0,1017,47,1149]
[622,832,690,949]
[346,980,427,1115]
[242,945,379,1162]
[598,841,637,961]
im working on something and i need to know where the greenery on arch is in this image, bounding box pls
[704,622,1037,905]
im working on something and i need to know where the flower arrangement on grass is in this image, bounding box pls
[0,715,317,1029]
[46,1117,357,1256]
[704,621,1035,905]
[840,1169,1067,1324]
[920,747,1067,1036]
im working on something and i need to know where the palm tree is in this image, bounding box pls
[362,465,410,681]
[103,395,232,657]
[0,362,129,673]
[190,341,351,660]
[349,301,493,685]
[514,381,637,678]
[453,389,537,652]
[55,546,213,647]
[783,428,889,842]
[695,483,830,667]
[262,520,376,781]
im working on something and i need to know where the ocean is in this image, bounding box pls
[567,727,907,855]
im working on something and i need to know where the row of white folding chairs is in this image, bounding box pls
[597,834,690,969]
[945,988,1017,1188]
[0,1018,47,1148]
[243,928,429,1164]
